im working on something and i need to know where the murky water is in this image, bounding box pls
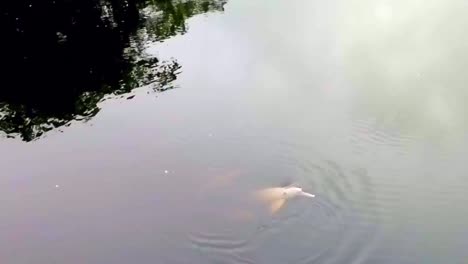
[2,0,468,263]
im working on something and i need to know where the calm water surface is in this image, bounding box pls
[2,0,468,263]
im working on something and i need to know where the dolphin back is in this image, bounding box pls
[254,187,286,202]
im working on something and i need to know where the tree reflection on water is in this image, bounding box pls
[0,0,226,141]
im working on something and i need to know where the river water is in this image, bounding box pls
[2,0,468,263]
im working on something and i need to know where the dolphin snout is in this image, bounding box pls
[300,191,315,198]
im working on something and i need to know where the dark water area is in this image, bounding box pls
[0,0,224,141]
[2,1,468,263]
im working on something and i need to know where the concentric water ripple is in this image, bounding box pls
[184,144,380,264]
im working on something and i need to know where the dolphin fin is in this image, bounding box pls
[270,198,286,214]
